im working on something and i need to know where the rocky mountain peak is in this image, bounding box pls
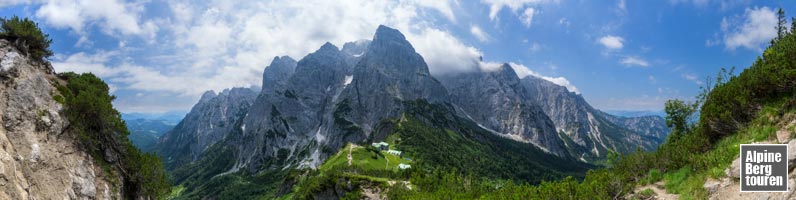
[372,25,414,52]
[318,42,339,53]
[262,56,297,94]
[301,42,343,65]
[493,63,521,84]
[364,25,431,76]
[341,39,370,56]
[198,90,217,104]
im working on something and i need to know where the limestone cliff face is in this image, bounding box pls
[0,40,120,199]
[437,64,566,156]
[520,75,669,160]
[157,88,258,170]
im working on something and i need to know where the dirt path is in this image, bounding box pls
[634,181,679,200]
[347,144,355,166]
[387,180,412,190]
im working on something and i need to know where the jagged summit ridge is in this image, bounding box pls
[262,56,297,95]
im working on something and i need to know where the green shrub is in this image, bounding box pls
[641,169,663,185]
[57,72,170,199]
[0,16,52,62]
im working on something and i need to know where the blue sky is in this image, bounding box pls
[0,0,793,114]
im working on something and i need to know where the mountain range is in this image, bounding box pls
[155,25,670,198]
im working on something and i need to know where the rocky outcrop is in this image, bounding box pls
[0,39,119,199]
[261,56,296,95]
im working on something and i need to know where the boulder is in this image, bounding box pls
[703,179,721,194]
[778,130,791,143]
[727,157,741,178]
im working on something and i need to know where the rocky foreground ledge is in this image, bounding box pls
[0,39,120,199]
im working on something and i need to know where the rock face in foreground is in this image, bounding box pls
[0,40,119,199]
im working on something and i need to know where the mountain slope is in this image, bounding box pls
[124,117,176,152]
[437,62,669,161]
[287,100,592,199]
[437,64,566,156]
[520,75,669,161]
[158,88,257,170]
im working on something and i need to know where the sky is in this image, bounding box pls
[0,0,793,114]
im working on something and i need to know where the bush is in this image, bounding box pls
[0,16,53,62]
[57,72,170,199]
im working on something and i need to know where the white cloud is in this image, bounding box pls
[722,6,777,51]
[520,7,535,27]
[507,62,579,94]
[598,35,624,50]
[682,73,703,85]
[409,0,457,22]
[470,25,490,42]
[413,28,484,76]
[27,0,477,113]
[480,0,556,21]
[0,0,32,8]
[0,0,466,112]
[52,51,121,77]
[34,0,155,37]
[620,56,649,67]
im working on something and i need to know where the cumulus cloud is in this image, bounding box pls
[409,0,457,22]
[470,25,490,42]
[598,35,624,50]
[508,62,579,94]
[40,0,469,90]
[620,56,649,67]
[520,7,535,27]
[7,0,475,112]
[412,28,484,76]
[721,6,777,51]
[34,0,155,37]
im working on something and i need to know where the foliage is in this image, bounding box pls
[640,169,662,185]
[0,16,52,62]
[57,72,170,198]
[290,143,408,199]
[399,100,592,183]
[664,99,699,139]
